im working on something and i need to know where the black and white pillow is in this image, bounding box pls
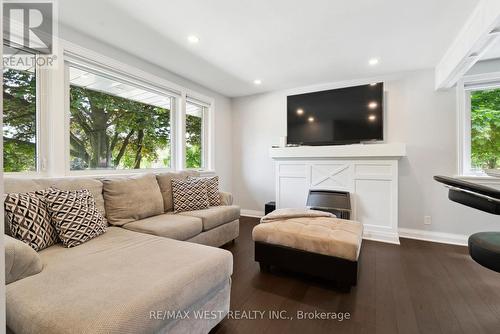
[171,178,209,213]
[4,190,59,251]
[188,176,221,206]
[44,188,106,248]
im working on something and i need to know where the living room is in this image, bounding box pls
[1,0,500,333]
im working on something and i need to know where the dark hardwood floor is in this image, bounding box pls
[211,217,500,334]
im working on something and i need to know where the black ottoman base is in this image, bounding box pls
[254,241,359,291]
[468,232,500,273]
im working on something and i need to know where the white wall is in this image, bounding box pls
[59,25,233,192]
[231,69,500,237]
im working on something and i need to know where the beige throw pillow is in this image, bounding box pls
[102,173,164,225]
[5,235,43,284]
[171,178,209,213]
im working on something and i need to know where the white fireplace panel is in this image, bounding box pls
[310,164,351,190]
[279,163,306,176]
[272,146,404,244]
[278,176,308,208]
[354,179,392,229]
[354,164,392,176]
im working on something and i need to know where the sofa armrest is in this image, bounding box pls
[5,235,43,284]
[219,191,233,206]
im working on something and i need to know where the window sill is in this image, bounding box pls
[185,169,216,176]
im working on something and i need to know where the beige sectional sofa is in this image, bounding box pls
[4,171,240,334]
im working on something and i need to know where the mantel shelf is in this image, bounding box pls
[270,143,406,159]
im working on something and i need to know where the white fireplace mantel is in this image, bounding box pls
[269,143,406,159]
[270,143,406,244]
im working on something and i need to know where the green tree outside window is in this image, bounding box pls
[470,89,500,171]
[185,102,204,169]
[3,68,37,173]
[70,85,171,170]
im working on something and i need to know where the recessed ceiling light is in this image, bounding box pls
[370,83,377,86]
[253,79,262,85]
[187,35,199,44]
[297,108,304,115]
[308,116,315,122]
[368,115,376,121]
[368,101,378,109]
[368,58,379,66]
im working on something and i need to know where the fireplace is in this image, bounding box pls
[306,190,351,219]
[270,143,406,244]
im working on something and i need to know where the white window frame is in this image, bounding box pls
[4,40,216,177]
[3,45,49,176]
[457,71,500,178]
[56,41,214,176]
[64,60,179,175]
[185,97,211,170]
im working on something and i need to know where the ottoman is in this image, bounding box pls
[252,216,363,291]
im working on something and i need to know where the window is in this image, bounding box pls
[2,46,38,172]
[460,76,500,176]
[3,42,214,175]
[469,88,500,172]
[69,66,173,170]
[185,101,207,169]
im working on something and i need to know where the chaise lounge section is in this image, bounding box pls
[4,171,240,334]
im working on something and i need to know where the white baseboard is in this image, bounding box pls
[398,228,468,246]
[363,230,401,245]
[240,211,468,246]
[241,209,265,218]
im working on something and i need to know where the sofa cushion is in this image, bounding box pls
[48,178,106,223]
[188,176,221,206]
[6,227,233,334]
[5,177,107,224]
[219,191,233,206]
[102,173,164,225]
[122,214,202,241]
[4,178,51,194]
[171,178,209,213]
[5,235,43,284]
[44,189,107,248]
[179,205,240,231]
[156,171,199,212]
[4,190,58,251]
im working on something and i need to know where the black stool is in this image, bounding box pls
[469,232,500,272]
[434,176,500,273]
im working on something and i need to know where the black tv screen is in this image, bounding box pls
[287,83,383,145]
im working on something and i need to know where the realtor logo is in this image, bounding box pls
[3,1,57,69]
[3,1,53,54]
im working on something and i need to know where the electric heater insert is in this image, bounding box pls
[306,190,351,219]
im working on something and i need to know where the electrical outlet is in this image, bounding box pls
[424,216,432,225]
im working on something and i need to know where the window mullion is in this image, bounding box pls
[177,93,187,170]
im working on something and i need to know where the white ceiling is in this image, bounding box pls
[58,0,478,97]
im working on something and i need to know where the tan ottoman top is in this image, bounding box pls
[252,217,363,261]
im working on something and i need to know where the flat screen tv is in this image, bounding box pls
[287,83,384,145]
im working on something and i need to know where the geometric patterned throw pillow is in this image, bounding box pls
[171,178,209,213]
[188,176,221,206]
[44,188,106,248]
[4,190,59,251]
